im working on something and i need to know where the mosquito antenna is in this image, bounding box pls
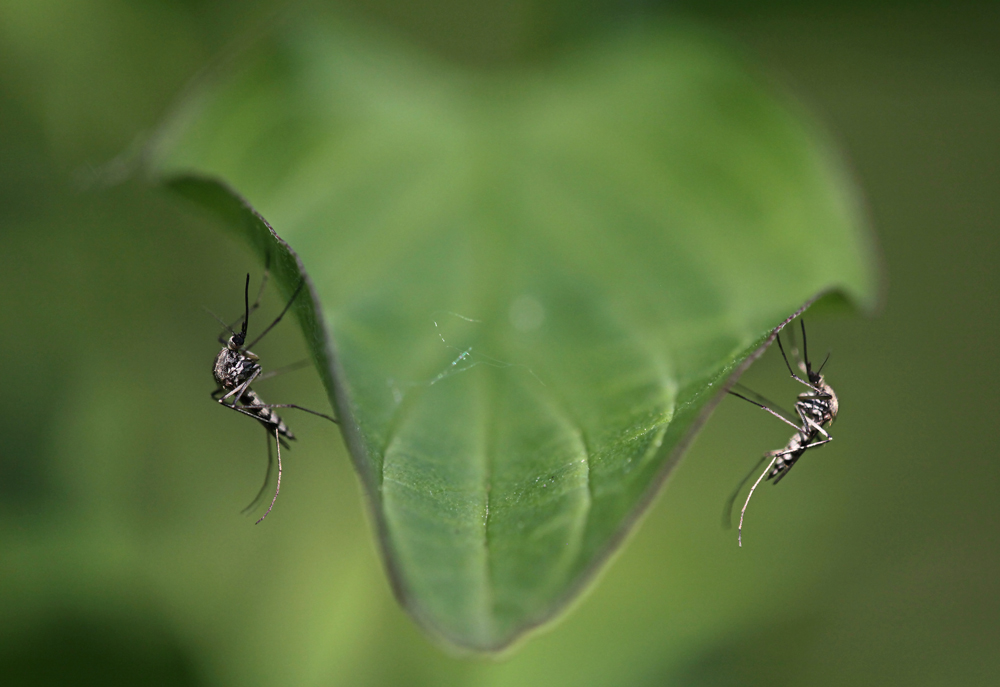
[738,453,780,547]
[723,455,767,529]
[800,318,811,374]
[245,280,305,351]
[775,332,797,378]
[817,351,832,375]
[205,307,237,337]
[255,428,283,524]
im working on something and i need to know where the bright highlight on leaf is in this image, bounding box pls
[152,11,878,651]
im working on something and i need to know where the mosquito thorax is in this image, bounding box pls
[214,343,260,391]
[824,382,839,422]
[812,373,838,419]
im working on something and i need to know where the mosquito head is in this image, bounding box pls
[808,351,831,386]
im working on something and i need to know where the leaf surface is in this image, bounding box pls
[152,13,877,650]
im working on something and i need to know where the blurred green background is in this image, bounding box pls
[0,1,997,685]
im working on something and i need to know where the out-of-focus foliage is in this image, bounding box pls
[1,0,998,685]
[152,9,875,649]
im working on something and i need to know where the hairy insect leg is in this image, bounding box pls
[777,331,823,393]
[723,454,768,529]
[738,453,781,547]
[802,415,833,440]
[738,439,824,542]
[216,396,283,426]
[255,427,283,524]
[215,394,303,446]
[217,369,262,408]
[242,429,276,515]
[729,389,804,433]
[245,280,306,351]
[770,437,833,484]
[783,318,810,377]
[256,359,312,382]
[792,402,832,440]
[245,401,338,424]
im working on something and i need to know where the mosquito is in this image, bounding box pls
[210,270,338,523]
[723,318,838,546]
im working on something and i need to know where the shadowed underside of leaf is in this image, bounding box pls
[152,11,877,651]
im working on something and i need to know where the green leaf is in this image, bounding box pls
[150,13,878,651]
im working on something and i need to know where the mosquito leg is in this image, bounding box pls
[256,359,311,382]
[796,409,832,439]
[255,427,283,524]
[246,402,339,424]
[217,369,261,407]
[216,401,277,425]
[245,280,306,350]
[214,396,292,431]
[242,429,276,514]
[769,436,832,484]
[730,383,798,423]
[738,453,780,547]
[801,437,833,450]
[729,390,804,433]
[776,333,822,392]
[217,381,247,405]
[723,455,767,529]
[229,371,260,407]
[805,419,831,439]
[795,407,830,438]
[768,442,814,459]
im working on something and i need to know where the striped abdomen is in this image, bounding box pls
[239,388,295,442]
[767,431,809,482]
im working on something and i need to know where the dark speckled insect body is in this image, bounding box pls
[210,272,336,523]
[213,331,295,445]
[725,318,838,546]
